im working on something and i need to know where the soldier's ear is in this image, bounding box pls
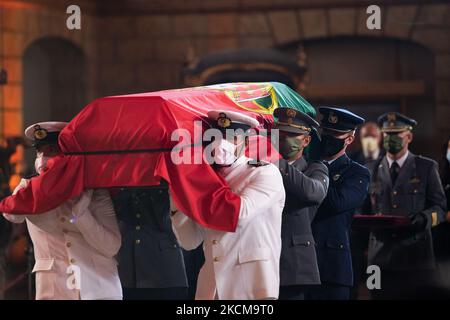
[346,134,355,145]
[407,131,413,143]
[303,135,312,147]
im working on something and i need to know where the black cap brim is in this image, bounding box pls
[276,124,310,135]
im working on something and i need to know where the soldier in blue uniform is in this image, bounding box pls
[273,107,329,300]
[367,112,448,299]
[112,183,189,300]
[309,107,370,300]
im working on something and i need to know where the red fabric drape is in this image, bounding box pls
[0,87,276,232]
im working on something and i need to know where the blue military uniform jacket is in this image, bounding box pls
[312,154,370,287]
[112,186,188,289]
[278,157,329,286]
[367,152,447,270]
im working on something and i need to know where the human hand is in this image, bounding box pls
[409,212,427,231]
[69,189,93,219]
[12,179,30,196]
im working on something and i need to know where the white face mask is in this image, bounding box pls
[361,136,379,154]
[212,138,239,166]
[447,149,450,163]
[35,153,49,174]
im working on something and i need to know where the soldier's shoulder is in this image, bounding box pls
[307,160,328,172]
[348,158,371,176]
[247,159,271,168]
[413,154,438,168]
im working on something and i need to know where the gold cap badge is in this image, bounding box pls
[328,112,338,124]
[387,113,396,127]
[286,109,297,118]
[33,125,48,140]
[217,112,232,128]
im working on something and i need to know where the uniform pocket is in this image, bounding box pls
[238,247,271,264]
[33,258,55,300]
[159,238,180,251]
[325,239,350,251]
[32,258,55,273]
[292,234,315,247]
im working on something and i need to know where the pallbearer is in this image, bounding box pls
[3,122,122,300]
[170,110,285,300]
[273,107,329,300]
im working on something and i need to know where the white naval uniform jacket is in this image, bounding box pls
[171,156,285,300]
[4,188,122,300]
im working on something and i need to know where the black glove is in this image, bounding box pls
[409,213,428,231]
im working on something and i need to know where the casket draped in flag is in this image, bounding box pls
[0,82,315,232]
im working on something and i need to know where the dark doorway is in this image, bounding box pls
[22,37,86,171]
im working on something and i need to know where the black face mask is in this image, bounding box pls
[320,134,346,158]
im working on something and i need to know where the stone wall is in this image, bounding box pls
[0,4,96,136]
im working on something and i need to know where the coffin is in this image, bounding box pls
[0,82,315,232]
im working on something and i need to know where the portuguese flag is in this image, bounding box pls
[0,82,315,232]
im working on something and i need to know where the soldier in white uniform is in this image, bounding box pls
[3,122,122,300]
[170,110,285,300]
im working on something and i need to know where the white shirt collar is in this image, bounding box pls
[386,150,409,168]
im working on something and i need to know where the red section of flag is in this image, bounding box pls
[0,87,279,232]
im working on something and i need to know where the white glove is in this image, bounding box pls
[12,178,30,195]
[68,189,93,221]
[3,179,30,223]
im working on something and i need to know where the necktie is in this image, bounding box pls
[390,161,400,185]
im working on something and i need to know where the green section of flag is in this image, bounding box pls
[270,82,316,117]
[270,82,320,160]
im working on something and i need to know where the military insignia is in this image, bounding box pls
[286,109,297,118]
[432,212,438,227]
[33,125,48,140]
[387,113,396,122]
[409,177,421,184]
[248,160,269,167]
[387,113,396,127]
[217,112,232,128]
[332,173,341,181]
[328,112,338,124]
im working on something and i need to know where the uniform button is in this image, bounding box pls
[393,191,398,195]
[60,217,66,223]
[66,242,72,248]
[306,241,311,246]
[392,204,398,209]
[213,256,219,262]
[70,258,76,264]
[135,239,141,245]
[212,240,218,245]
[339,244,344,249]
[414,189,418,194]
[135,226,141,231]
[136,213,141,218]
[173,244,177,248]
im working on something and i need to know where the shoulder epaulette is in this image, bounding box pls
[248,160,270,167]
